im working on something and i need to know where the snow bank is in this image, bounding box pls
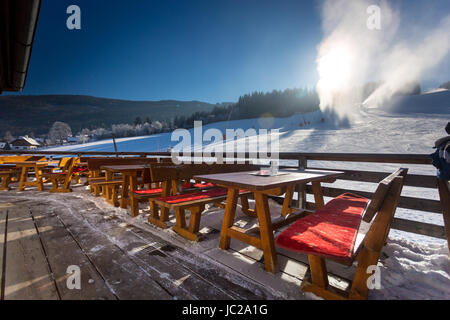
[372,237,450,299]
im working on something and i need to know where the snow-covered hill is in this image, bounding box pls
[47,90,449,157]
[365,89,450,115]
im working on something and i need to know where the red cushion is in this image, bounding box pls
[73,167,88,173]
[158,188,228,204]
[275,193,369,262]
[133,188,163,195]
[181,182,194,189]
[181,182,216,189]
[193,182,216,189]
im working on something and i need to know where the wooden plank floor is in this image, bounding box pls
[0,197,270,300]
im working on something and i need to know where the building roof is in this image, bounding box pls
[0,0,42,93]
[11,136,40,146]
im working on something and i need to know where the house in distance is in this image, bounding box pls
[10,135,41,150]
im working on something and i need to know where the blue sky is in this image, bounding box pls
[14,0,450,103]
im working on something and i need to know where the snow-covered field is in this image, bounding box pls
[48,90,450,158]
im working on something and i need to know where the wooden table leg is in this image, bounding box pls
[120,173,130,209]
[281,185,295,216]
[34,165,44,191]
[103,171,112,199]
[0,173,12,190]
[160,181,172,222]
[240,194,256,217]
[254,192,278,273]
[128,174,138,215]
[18,166,28,191]
[219,188,239,250]
[311,181,325,209]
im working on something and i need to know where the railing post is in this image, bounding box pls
[294,156,307,208]
[437,179,450,252]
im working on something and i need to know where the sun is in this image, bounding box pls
[317,45,353,93]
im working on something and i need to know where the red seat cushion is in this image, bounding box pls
[73,167,88,173]
[193,182,216,189]
[133,188,163,195]
[275,193,369,262]
[158,188,228,204]
[181,182,194,189]
[181,182,216,189]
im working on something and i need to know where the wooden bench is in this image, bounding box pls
[148,163,259,241]
[155,188,252,241]
[72,158,89,184]
[86,157,172,197]
[276,168,408,300]
[1,156,48,191]
[41,157,77,193]
[0,168,20,190]
[130,164,224,217]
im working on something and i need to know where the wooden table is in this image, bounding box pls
[194,168,344,273]
[5,161,50,191]
[100,165,149,209]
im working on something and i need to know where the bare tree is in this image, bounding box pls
[3,131,13,142]
[49,121,72,145]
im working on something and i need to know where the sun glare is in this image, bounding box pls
[317,45,353,93]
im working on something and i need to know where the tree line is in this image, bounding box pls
[173,87,320,129]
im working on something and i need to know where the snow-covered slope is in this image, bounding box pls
[47,104,448,158]
[366,89,450,115]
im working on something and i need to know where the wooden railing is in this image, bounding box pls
[1,150,448,245]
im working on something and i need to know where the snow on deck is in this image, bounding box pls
[1,181,448,300]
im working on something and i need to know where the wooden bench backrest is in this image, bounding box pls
[177,163,260,180]
[59,157,74,170]
[149,163,261,184]
[149,164,180,183]
[65,157,76,174]
[353,168,407,258]
[363,168,408,223]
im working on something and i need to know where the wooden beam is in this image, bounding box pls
[437,179,450,250]
[305,185,442,214]
[308,167,437,189]
[0,150,433,165]
[391,218,446,239]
